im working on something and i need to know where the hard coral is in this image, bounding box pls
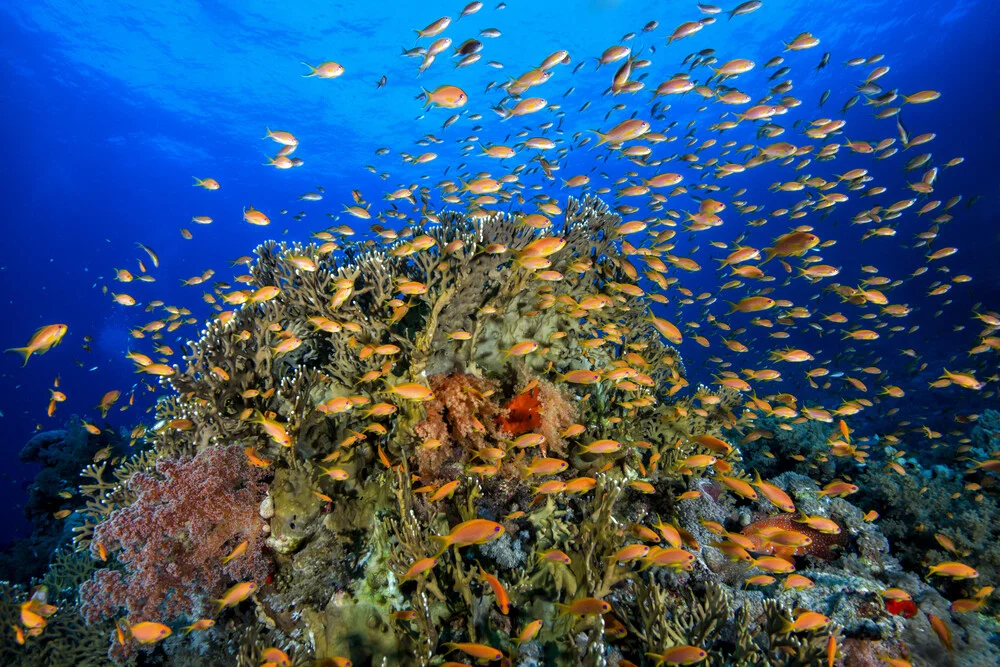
[80,444,271,625]
[741,513,845,560]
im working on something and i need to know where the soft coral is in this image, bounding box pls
[496,385,542,436]
[80,444,271,625]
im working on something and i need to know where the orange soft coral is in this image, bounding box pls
[413,372,502,483]
[496,378,576,456]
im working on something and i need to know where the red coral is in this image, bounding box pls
[495,386,542,435]
[498,378,576,457]
[80,444,271,625]
[740,514,845,560]
[885,599,918,618]
[412,374,577,481]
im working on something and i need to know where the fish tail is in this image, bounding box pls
[636,558,656,573]
[430,535,451,557]
[300,62,315,76]
[587,130,607,147]
[4,347,30,366]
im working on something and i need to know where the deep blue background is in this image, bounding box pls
[1,0,998,543]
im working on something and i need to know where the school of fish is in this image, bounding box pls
[6,1,998,665]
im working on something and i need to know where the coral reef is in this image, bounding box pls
[49,198,997,665]
[0,550,113,667]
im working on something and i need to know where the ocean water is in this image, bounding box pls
[1,0,999,664]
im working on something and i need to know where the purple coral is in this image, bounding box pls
[80,444,271,624]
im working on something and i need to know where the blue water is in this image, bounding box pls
[1,0,999,544]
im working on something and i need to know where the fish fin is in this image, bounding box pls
[429,536,450,557]
[4,347,30,366]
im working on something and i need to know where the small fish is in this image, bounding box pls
[129,621,172,645]
[182,619,215,634]
[432,519,505,554]
[213,581,258,612]
[442,642,504,661]
[5,324,68,365]
[221,540,248,565]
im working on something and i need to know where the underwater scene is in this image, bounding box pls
[2,0,1000,665]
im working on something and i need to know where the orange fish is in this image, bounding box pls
[432,519,505,554]
[557,597,612,615]
[927,562,979,579]
[441,642,503,661]
[645,644,708,666]
[129,621,172,645]
[478,565,509,614]
[927,613,953,650]
[182,619,215,634]
[6,324,68,365]
[402,557,438,580]
[752,471,796,512]
[221,540,248,565]
[193,177,220,190]
[213,581,257,612]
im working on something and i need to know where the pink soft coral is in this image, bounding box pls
[80,444,271,625]
[531,378,576,457]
